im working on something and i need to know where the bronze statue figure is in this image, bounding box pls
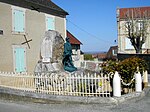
[62,37,77,72]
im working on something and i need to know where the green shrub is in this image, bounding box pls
[101,60,118,74]
[101,57,148,88]
[117,57,147,84]
[84,54,94,60]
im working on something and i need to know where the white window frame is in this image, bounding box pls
[11,6,26,34]
[112,49,117,56]
[12,45,27,73]
[45,14,55,31]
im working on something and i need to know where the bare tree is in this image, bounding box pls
[124,8,149,53]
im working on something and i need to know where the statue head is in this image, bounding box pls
[66,37,70,42]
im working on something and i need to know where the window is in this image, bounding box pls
[45,14,55,31]
[0,30,3,35]
[137,20,144,31]
[112,49,117,56]
[125,38,134,49]
[125,37,145,49]
[12,6,25,34]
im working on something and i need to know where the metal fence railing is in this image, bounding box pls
[0,71,111,97]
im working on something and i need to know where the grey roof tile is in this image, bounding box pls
[0,0,68,17]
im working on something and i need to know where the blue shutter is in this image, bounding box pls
[14,9,25,32]
[15,48,26,72]
[47,17,54,30]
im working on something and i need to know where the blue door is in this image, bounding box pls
[14,47,26,72]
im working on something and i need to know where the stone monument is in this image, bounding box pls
[34,30,64,73]
[34,30,93,91]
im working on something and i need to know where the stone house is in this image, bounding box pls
[92,53,107,61]
[106,46,118,60]
[0,0,68,73]
[117,6,150,54]
[67,30,83,67]
[91,46,118,61]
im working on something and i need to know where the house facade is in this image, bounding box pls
[91,46,118,61]
[67,30,83,67]
[106,46,118,60]
[117,6,150,54]
[0,0,68,73]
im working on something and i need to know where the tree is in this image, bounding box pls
[84,54,94,60]
[124,8,149,53]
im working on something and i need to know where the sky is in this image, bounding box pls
[52,0,150,52]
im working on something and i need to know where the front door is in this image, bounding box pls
[13,46,26,73]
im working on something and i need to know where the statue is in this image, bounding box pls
[62,37,77,72]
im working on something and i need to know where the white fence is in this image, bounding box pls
[0,71,111,97]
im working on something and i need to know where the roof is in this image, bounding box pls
[67,30,82,45]
[118,6,150,19]
[109,45,118,50]
[107,46,118,54]
[92,52,107,59]
[0,0,68,17]
[106,45,118,60]
[97,53,107,59]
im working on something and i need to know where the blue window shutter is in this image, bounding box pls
[15,48,25,72]
[14,9,25,32]
[47,17,54,30]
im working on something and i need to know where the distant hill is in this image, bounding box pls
[84,51,107,54]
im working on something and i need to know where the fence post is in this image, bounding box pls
[135,71,142,92]
[113,71,121,97]
[143,70,148,87]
